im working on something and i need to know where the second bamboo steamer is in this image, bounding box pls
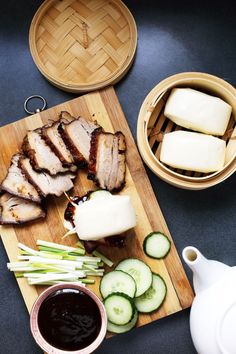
[29,0,137,93]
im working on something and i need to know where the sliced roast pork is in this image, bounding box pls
[41,118,77,172]
[22,129,70,175]
[0,154,41,203]
[19,157,74,197]
[0,193,45,225]
[58,114,101,167]
[88,129,126,192]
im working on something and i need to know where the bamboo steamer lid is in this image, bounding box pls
[29,0,137,93]
[137,72,236,190]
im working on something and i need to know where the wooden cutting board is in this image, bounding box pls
[0,86,193,331]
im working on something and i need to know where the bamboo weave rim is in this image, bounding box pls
[137,73,236,190]
[29,0,137,92]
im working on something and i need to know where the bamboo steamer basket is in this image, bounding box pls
[137,72,236,190]
[29,0,137,93]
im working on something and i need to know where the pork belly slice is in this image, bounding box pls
[88,129,126,192]
[58,114,101,167]
[22,129,70,175]
[0,154,41,203]
[41,118,77,172]
[19,157,75,197]
[0,193,45,225]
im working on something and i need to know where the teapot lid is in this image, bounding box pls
[216,300,236,354]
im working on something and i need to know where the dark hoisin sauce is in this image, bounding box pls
[38,289,101,351]
[64,195,88,226]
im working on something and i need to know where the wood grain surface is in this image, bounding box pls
[0,86,193,331]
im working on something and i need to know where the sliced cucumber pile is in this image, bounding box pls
[101,256,167,334]
[104,293,135,325]
[100,270,136,299]
[107,309,138,334]
[115,258,152,297]
[143,232,171,259]
[134,274,167,313]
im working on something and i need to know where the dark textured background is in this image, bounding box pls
[0,1,236,353]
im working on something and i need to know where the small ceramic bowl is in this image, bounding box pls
[137,72,236,190]
[30,283,107,354]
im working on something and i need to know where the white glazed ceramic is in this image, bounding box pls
[182,246,236,354]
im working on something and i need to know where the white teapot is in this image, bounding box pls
[182,246,236,354]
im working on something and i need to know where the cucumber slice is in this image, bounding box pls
[104,293,135,325]
[135,273,167,313]
[89,190,111,200]
[100,270,136,299]
[107,309,138,334]
[115,258,152,297]
[143,232,171,259]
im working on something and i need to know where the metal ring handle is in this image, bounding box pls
[24,95,47,115]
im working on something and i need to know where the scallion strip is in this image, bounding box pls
[84,271,104,276]
[27,273,80,285]
[18,243,38,256]
[36,240,85,254]
[92,250,113,267]
[81,279,95,284]
[76,240,85,249]
[28,256,83,268]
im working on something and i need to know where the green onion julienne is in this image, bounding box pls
[7,240,113,287]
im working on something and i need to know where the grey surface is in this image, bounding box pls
[0,0,236,353]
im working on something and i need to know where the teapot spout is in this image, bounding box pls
[182,246,230,294]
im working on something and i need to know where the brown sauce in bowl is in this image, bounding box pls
[37,288,102,351]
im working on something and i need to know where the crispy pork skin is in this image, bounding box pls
[19,157,74,197]
[58,115,101,167]
[0,193,45,225]
[88,129,126,192]
[0,154,41,203]
[41,119,77,172]
[22,129,70,175]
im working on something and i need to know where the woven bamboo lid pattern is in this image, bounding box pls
[29,0,137,92]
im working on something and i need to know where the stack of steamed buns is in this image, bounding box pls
[160,88,232,173]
